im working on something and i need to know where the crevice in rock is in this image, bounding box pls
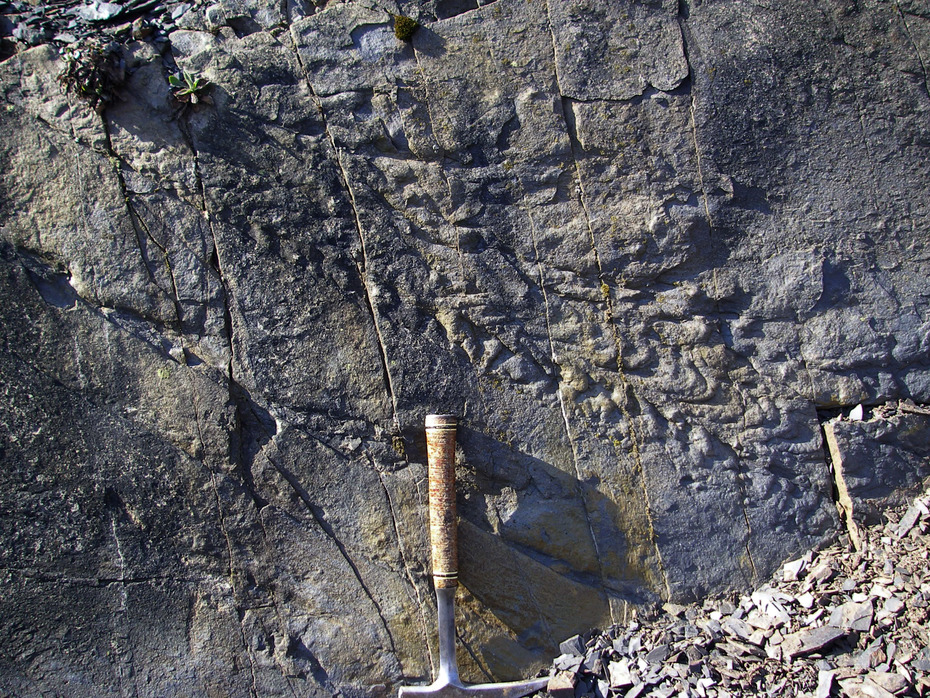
[815,399,930,554]
[895,3,930,97]
[100,116,183,328]
[288,37,400,435]
[243,630,262,698]
[558,89,670,107]
[402,60,447,163]
[539,53,612,601]
[229,588,262,698]
[455,626,495,683]
[543,0,567,100]
[729,384,759,586]
[284,634,334,691]
[740,503,758,581]
[370,456,436,678]
[171,101,265,523]
[435,0,480,21]
[253,510,305,698]
[17,246,80,309]
[229,381,274,513]
[553,78,671,607]
[164,110,258,635]
[15,244,192,366]
[171,89,227,323]
[1,568,204,585]
[107,503,140,698]
[264,445,403,675]
[206,465,239,582]
[676,19,713,242]
[520,201,610,625]
[208,490,261,698]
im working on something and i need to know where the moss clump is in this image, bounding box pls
[393,14,419,42]
[57,39,126,113]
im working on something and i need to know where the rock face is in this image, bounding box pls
[0,0,929,695]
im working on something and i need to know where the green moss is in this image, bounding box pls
[393,15,419,42]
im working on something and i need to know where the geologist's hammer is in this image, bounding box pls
[398,415,549,698]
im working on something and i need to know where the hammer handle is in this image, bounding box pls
[425,414,458,589]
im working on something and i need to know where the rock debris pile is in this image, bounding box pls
[0,0,204,62]
[542,487,930,698]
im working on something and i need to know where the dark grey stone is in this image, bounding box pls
[645,644,670,665]
[559,635,586,658]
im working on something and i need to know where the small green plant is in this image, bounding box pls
[57,39,126,113]
[168,70,212,105]
[393,14,418,42]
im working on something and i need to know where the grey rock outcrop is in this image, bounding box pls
[1,0,929,695]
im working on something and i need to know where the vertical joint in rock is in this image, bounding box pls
[455,626,495,683]
[179,114,237,386]
[232,601,261,698]
[101,115,183,327]
[342,186,398,430]
[894,2,930,97]
[526,200,608,598]
[730,386,760,587]
[742,511,758,582]
[543,0,568,98]
[538,16,672,599]
[291,49,400,432]
[687,100,713,237]
[266,450,402,674]
[228,377,272,513]
[370,456,433,677]
[618,406,672,602]
[525,204,616,616]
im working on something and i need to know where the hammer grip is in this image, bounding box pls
[425,414,458,589]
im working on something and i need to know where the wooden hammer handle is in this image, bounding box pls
[425,414,458,589]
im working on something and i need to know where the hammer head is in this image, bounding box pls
[398,676,549,698]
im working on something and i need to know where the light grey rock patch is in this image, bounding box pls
[547,0,688,100]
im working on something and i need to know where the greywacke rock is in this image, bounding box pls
[0,0,929,695]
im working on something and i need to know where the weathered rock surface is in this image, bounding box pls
[1,0,929,695]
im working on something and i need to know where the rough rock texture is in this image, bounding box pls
[1,0,929,695]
